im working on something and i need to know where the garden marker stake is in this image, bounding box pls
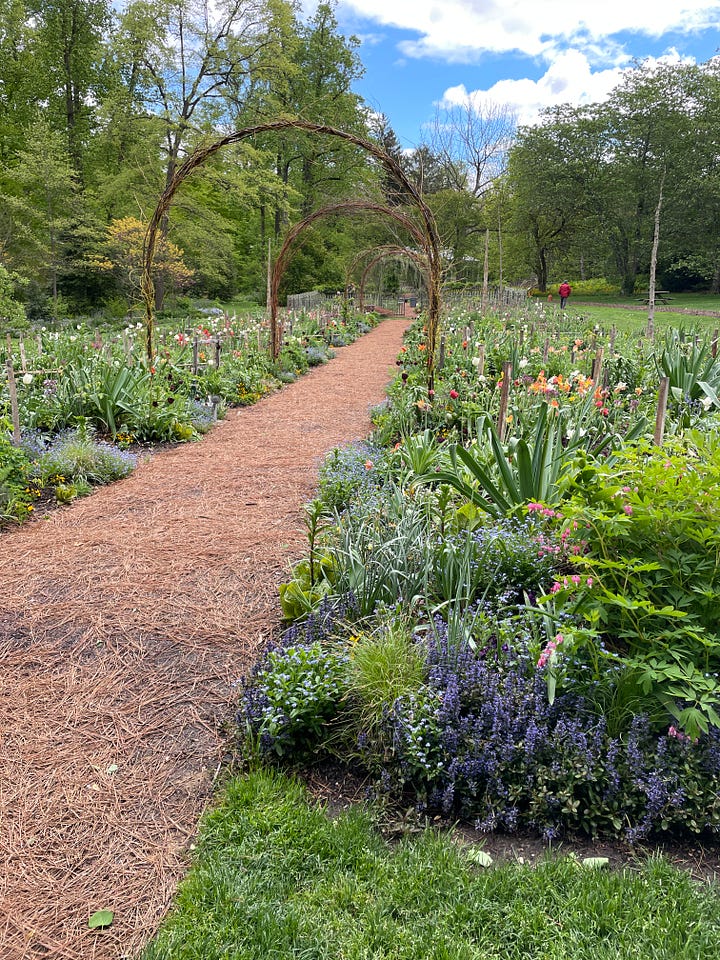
[654,376,670,446]
[497,361,512,442]
[6,359,21,446]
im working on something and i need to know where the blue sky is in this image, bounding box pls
[319,1,720,148]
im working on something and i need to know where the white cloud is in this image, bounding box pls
[439,49,697,126]
[340,0,720,61]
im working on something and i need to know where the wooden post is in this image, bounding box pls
[654,376,670,446]
[19,338,27,371]
[6,359,21,446]
[476,343,485,378]
[498,360,512,441]
[481,227,490,314]
[543,338,549,363]
[712,329,719,359]
[610,325,617,353]
[591,347,604,384]
[192,337,199,374]
[266,237,272,321]
[36,334,43,356]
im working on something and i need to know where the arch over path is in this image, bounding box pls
[269,200,431,355]
[354,246,429,312]
[142,119,442,379]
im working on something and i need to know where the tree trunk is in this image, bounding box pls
[647,170,665,337]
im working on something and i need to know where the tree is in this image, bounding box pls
[507,106,598,291]
[117,0,275,306]
[1,120,79,316]
[31,0,113,177]
[92,216,193,303]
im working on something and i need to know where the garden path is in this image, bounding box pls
[0,315,409,960]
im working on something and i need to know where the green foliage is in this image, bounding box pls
[345,619,427,742]
[143,770,720,960]
[545,435,720,737]
[0,423,35,521]
[656,332,720,419]
[426,402,620,518]
[243,642,348,757]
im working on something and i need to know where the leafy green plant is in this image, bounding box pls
[426,402,620,517]
[241,641,348,757]
[656,331,720,416]
[540,435,720,736]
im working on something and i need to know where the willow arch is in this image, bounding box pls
[269,201,431,356]
[142,119,442,378]
[352,245,430,312]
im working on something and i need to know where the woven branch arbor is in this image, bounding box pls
[348,244,430,312]
[270,203,433,354]
[142,119,443,379]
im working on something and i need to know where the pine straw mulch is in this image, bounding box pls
[0,316,409,960]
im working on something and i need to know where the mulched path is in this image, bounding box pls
[0,316,409,960]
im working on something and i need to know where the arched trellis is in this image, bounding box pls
[353,246,430,312]
[141,119,442,379]
[269,201,431,357]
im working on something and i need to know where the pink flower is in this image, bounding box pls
[623,503,633,515]
[527,502,543,512]
[668,725,693,743]
[364,460,374,471]
[571,575,581,586]
[449,389,459,399]
[586,577,593,588]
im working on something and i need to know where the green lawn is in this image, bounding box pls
[531,293,720,335]
[143,770,720,960]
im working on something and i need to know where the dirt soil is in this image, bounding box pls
[0,317,409,960]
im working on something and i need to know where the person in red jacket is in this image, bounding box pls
[558,281,571,308]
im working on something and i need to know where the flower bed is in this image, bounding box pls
[239,306,720,843]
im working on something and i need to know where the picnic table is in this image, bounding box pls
[636,290,674,304]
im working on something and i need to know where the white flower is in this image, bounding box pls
[22,373,34,385]
[70,336,77,342]
[519,357,529,369]
[701,395,714,411]
[471,356,480,367]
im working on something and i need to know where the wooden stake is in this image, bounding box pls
[481,228,490,314]
[6,359,21,446]
[591,347,604,384]
[19,338,27,371]
[498,360,512,441]
[476,343,485,378]
[654,376,670,446]
[712,329,719,359]
[438,334,446,369]
[192,337,199,374]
